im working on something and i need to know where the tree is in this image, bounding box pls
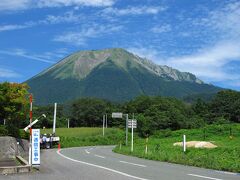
[0,82,29,137]
[70,98,110,127]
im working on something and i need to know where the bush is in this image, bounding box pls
[0,125,8,136]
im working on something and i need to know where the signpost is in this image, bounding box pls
[112,112,123,119]
[32,129,40,166]
[128,116,137,152]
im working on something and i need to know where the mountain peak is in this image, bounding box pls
[34,48,202,84]
[26,48,220,104]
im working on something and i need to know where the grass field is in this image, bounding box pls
[41,127,124,148]
[114,124,240,173]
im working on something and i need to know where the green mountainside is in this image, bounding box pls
[26,48,221,105]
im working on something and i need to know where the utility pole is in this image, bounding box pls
[53,103,57,135]
[29,94,33,165]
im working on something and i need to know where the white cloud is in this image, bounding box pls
[151,24,171,33]
[0,11,81,32]
[37,0,115,8]
[0,0,31,11]
[103,6,166,16]
[40,11,81,24]
[0,0,115,11]
[129,40,240,83]
[0,68,21,78]
[54,24,123,45]
[0,24,32,32]
[0,49,55,64]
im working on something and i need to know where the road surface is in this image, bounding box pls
[1,146,239,180]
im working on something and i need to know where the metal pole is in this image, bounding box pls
[29,94,33,165]
[53,103,57,134]
[131,118,134,152]
[126,114,128,146]
[67,119,69,128]
[103,115,105,137]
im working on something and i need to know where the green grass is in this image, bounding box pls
[41,127,124,148]
[114,124,240,173]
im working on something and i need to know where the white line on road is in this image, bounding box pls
[57,150,149,180]
[119,161,146,168]
[94,154,105,159]
[85,149,90,154]
[188,174,223,180]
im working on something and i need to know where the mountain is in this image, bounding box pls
[26,48,221,105]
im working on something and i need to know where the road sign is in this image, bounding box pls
[112,112,123,118]
[32,129,40,166]
[128,119,137,128]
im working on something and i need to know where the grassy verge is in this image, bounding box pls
[114,124,240,173]
[41,127,124,148]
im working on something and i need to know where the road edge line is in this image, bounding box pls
[57,150,149,180]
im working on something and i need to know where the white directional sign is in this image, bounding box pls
[128,119,137,128]
[112,112,123,118]
[32,129,40,165]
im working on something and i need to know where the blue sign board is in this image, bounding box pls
[32,129,40,165]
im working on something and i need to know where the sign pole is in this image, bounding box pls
[126,114,128,146]
[131,114,134,152]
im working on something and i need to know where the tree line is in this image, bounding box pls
[0,82,240,137]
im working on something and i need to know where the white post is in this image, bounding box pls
[103,115,105,137]
[67,119,69,128]
[3,119,6,125]
[131,114,134,152]
[145,138,148,154]
[183,135,186,153]
[126,114,128,146]
[53,103,57,134]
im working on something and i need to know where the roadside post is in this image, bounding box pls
[67,119,70,128]
[183,135,186,153]
[145,137,148,154]
[126,114,128,146]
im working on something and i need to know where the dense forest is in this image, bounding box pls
[0,82,240,138]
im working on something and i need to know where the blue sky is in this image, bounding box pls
[0,0,240,90]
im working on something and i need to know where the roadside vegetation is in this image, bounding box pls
[114,124,240,173]
[41,127,124,148]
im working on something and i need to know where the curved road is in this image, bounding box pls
[2,146,239,180]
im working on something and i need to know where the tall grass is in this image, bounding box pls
[114,124,240,173]
[41,128,124,148]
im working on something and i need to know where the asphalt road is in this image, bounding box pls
[1,146,239,180]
